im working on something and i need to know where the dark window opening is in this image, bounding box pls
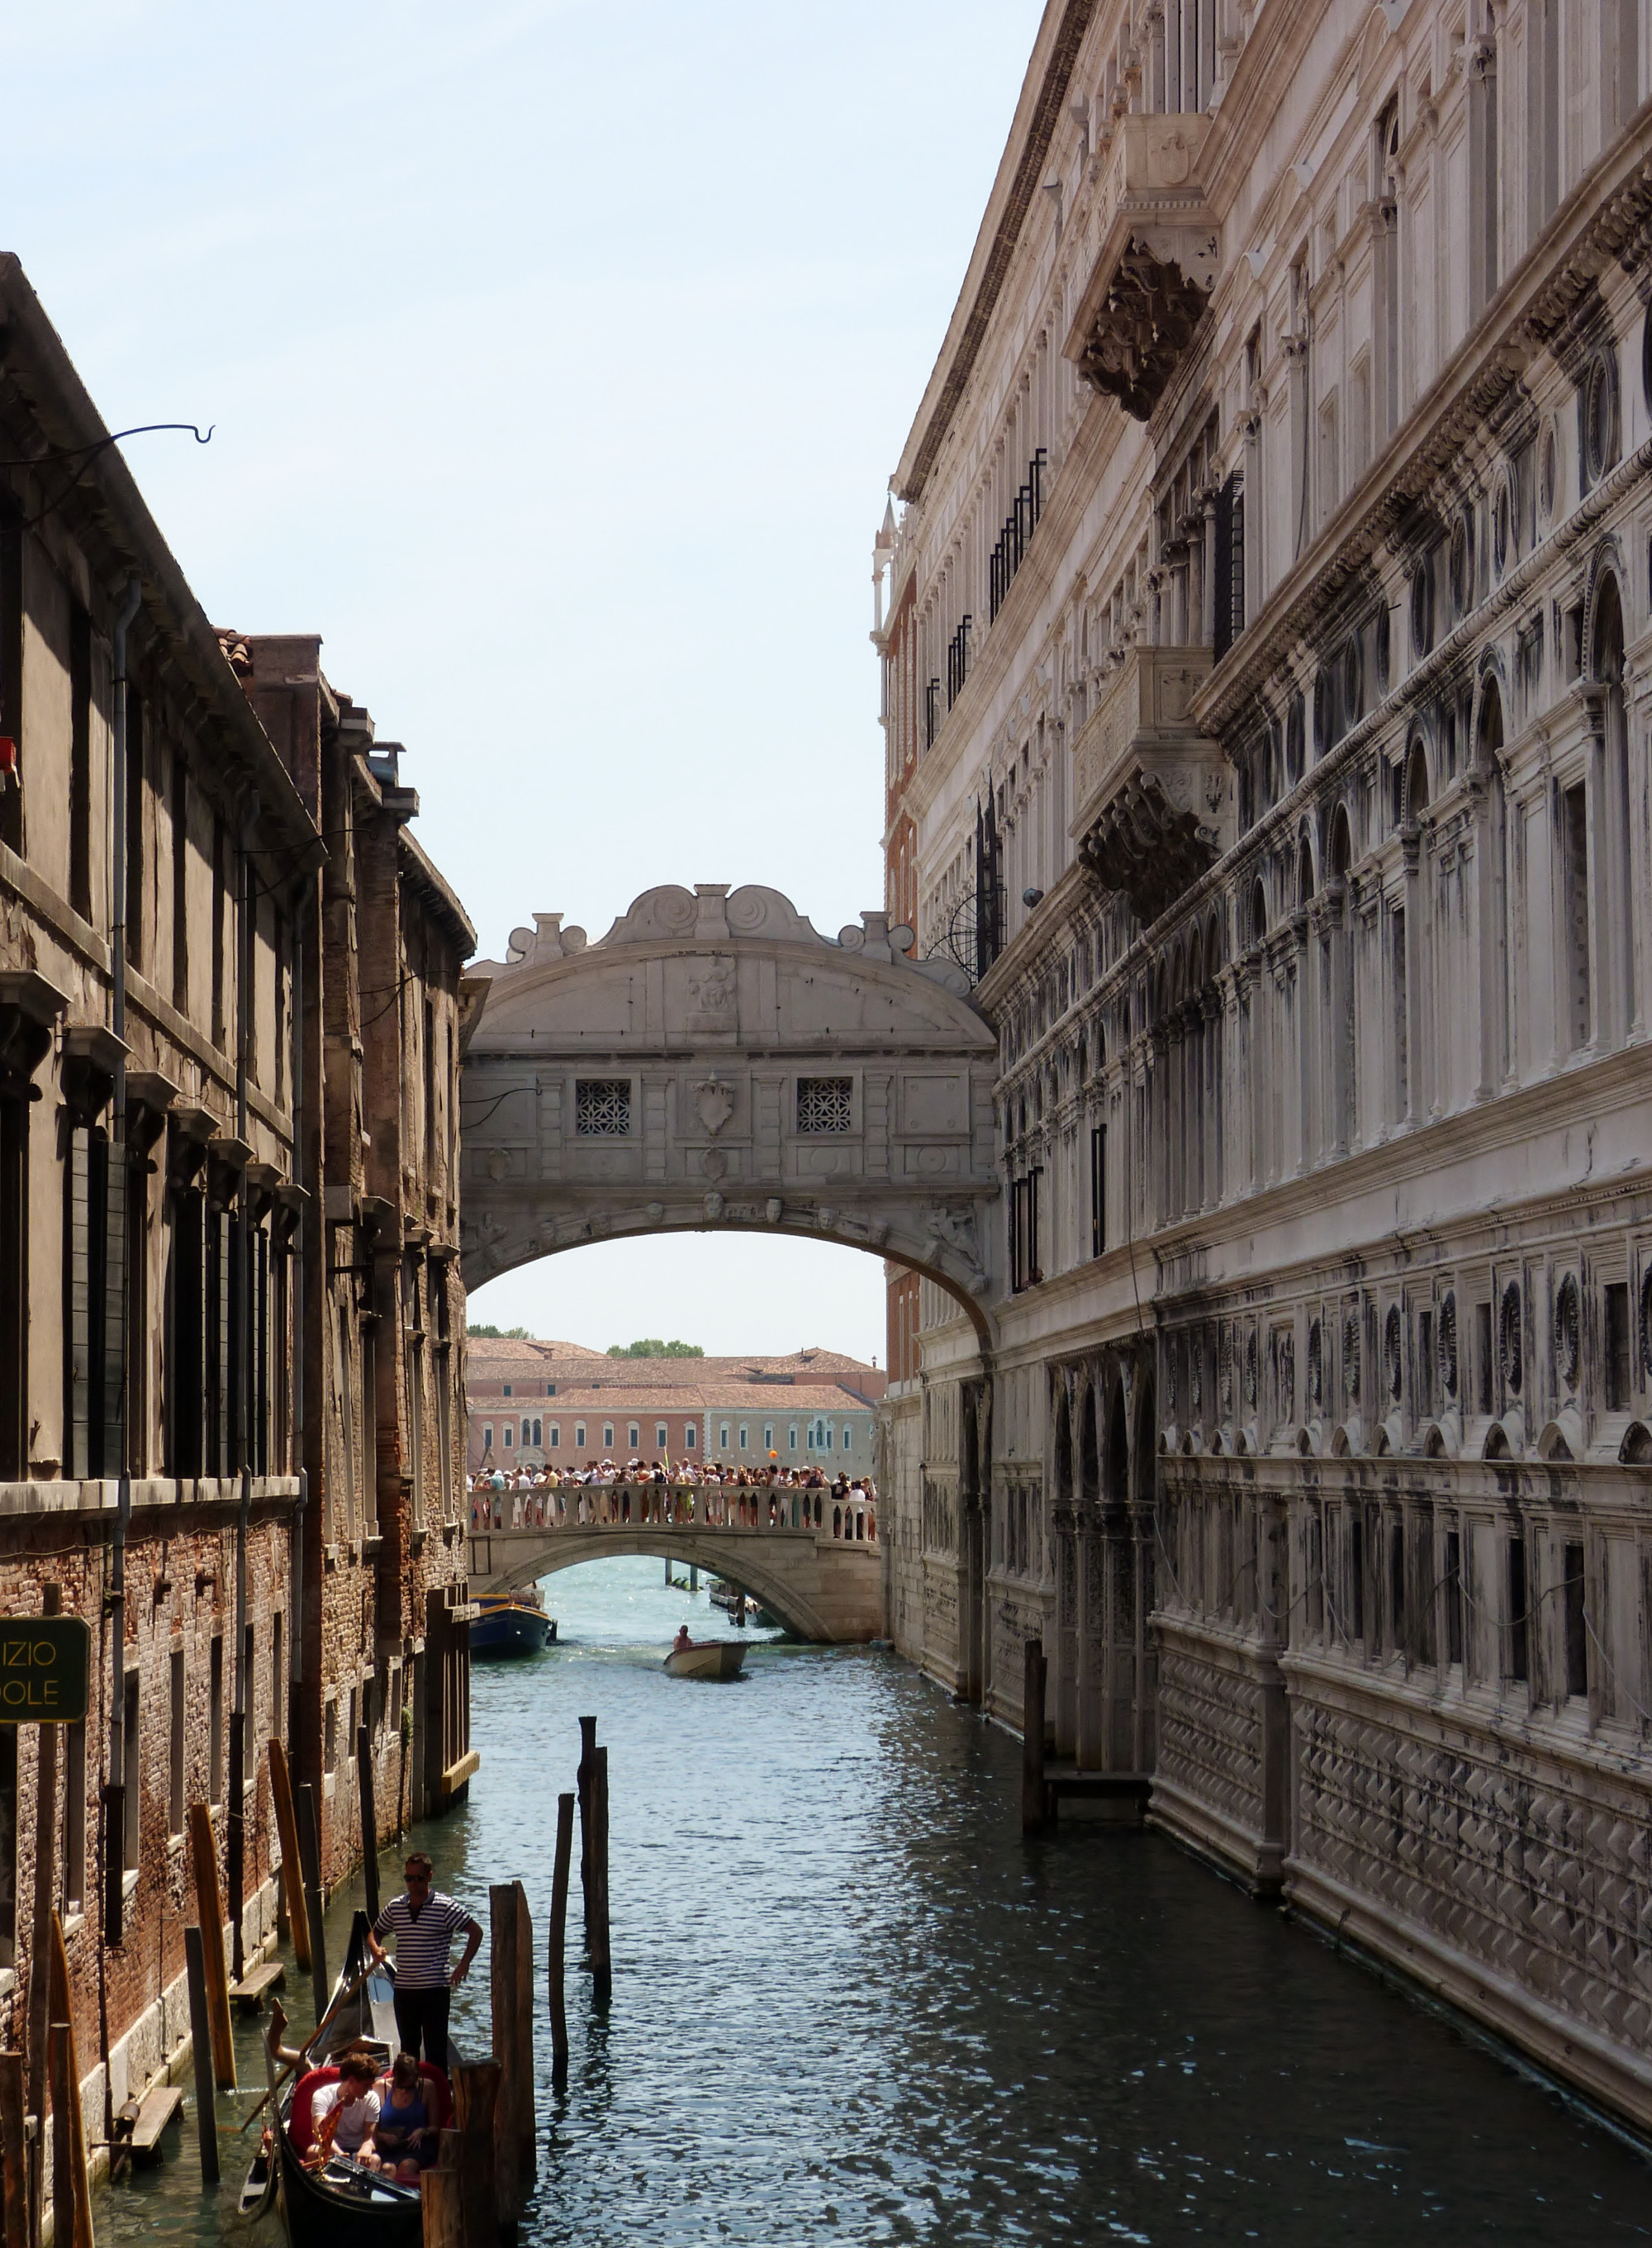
[1445,1528,1464,1667]
[1476,1301,1493,1415]
[1506,1536,1529,1683]
[1389,1518,1406,1660]
[1561,781,1590,1051]
[1563,1542,1588,1699]
[69,606,93,921]
[126,685,145,973]
[1350,1512,1365,1645]
[1605,1281,1631,1410]
[1089,1124,1107,1259]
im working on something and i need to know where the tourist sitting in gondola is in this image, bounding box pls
[370,2053,439,2184]
[302,2049,382,2170]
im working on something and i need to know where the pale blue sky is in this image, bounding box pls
[7,0,1042,1358]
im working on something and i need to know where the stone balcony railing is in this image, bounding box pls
[1068,644,1230,925]
[466,1480,878,1543]
[1062,114,1218,421]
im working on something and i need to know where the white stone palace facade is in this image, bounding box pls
[876,1,1652,2130]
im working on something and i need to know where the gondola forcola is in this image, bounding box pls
[244,1911,458,2247]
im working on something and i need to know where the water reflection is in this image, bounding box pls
[102,1556,1650,2245]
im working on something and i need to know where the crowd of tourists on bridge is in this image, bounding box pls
[465,1458,877,1542]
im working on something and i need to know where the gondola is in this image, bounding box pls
[254,1912,457,2248]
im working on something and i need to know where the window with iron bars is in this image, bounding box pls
[1009,1167,1042,1292]
[988,449,1047,625]
[946,616,973,710]
[576,1079,631,1136]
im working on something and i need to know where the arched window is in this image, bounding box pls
[1297,831,1315,909]
[1249,878,1268,948]
[1477,680,1511,1087]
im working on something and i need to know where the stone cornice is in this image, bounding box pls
[894,0,1098,504]
[1193,101,1652,738]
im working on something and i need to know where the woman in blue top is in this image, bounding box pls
[371,2052,436,2183]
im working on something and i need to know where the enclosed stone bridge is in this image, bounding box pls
[457,883,1001,1340]
[468,1493,883,1643]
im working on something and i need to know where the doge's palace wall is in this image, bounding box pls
[876,0,1652,2129]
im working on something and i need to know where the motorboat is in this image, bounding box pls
[663,1639,748,1681]
[255,1913,456,2248]
[469,1587,556,1656]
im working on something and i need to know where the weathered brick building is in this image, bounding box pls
[0,252,474,2205]
[235,640,477,1877]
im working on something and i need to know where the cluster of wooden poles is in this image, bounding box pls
[424,1713,613,2248]
[0,1584,102,2248]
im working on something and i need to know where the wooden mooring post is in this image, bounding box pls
[187,1802,237,2088]
[1021,1637,1047,1837]
[450,2060,500,2248]
[590,1746,612,2004]
[46,1914,92,2248]
[548,1791,573,2084]
[183,1927,221,2186]
[357,1724,381,1922]
[0,2051,25,2248]
[296,1782,329,2022]
[267,1736,311,1971]
[25,1585,59,2248]
[577,1716,596,1926]
[491,1881,536,2229]
[420,2127,463,2248]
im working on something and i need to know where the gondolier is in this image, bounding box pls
[366,1853,482,2062]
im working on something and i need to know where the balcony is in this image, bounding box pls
[1062,116,1218,421]
[1068,645,1230,926]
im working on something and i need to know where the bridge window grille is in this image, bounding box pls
[576,1078,632,1136]
[796,1077,852,1134]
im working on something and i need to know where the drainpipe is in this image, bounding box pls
[105,574,141,1959]
[289,877,315,1756]
[228,796,259,1981]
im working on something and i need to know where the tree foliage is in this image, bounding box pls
[469,1323,534,1339]
[605,1338,704,1358]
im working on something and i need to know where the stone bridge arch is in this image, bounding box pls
[468,1526,883,1642]
[458,883,1001,1337]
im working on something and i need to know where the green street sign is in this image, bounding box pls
[0,1618,90,1723]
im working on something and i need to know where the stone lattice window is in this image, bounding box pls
[576,1078,631,1136]
[797,1076,852,1134]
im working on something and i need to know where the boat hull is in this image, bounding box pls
[470,1599,555,1656]
[278,2133,424,2248]
[664,1641,748,1680]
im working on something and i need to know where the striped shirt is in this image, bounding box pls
[372,1890,477,1989]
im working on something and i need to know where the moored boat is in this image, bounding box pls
[470,1587,556,1656]
[260,1914,457,2248]
[663,1639,748,1680]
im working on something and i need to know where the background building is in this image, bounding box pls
[0,254,474,2208]
[468,1340,883,1476]
[876,1,1652,2134]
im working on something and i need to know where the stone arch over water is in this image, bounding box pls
[458,882,1003,1343]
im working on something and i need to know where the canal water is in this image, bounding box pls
[103,1555,1650,2245]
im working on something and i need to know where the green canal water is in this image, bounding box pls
[102,1556,1651,2244]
